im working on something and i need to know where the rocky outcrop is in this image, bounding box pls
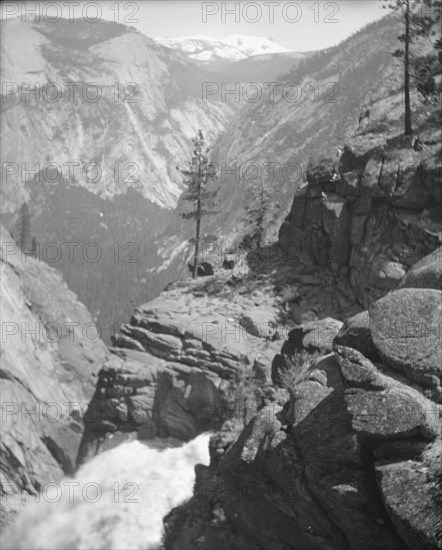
[78,274,284,463]
[0,227,108,525]
[279,136,442,307]
[164,249,442,550]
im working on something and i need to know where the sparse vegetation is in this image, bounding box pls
[279,350,317,398]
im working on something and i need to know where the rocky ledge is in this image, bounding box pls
[164,247,442,550]
[77,272,286,464]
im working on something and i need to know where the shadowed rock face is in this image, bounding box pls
[279,139,442,308]
[76,348,224,465]
[163,249,442,550]
[0,227,108,525]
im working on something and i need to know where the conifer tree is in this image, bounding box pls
[383,0,441,135]
[240,182,277,252]
[15,202,32,252]
[178,130,218,279]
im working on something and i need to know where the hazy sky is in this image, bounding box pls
[115,0,387,52]
[7,1,388,52]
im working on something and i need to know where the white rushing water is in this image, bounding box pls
[4,433,211,550]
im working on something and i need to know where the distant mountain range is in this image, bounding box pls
[154,34,289,71]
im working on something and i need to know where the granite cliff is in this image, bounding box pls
[0,227,108,525]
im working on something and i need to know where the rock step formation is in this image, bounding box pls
[78,278,284,463]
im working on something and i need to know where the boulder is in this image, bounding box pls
[398,246,442,291]
[376,455,442,550]
[334,345,384,389]
[239,308,276,340]
[369,288,442,400]
[344,388,440,441]
[289,317,343,353]
[378,261,406,288]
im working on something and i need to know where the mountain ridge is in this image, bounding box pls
[153,34,289,71]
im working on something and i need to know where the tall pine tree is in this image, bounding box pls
[179,130,218,279]
[383,0,441,135]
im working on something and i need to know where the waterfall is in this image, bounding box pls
[4,433,212,550]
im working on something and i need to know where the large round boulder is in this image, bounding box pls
[369,288,442,401]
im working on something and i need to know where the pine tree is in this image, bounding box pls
[413,53,440,99]
[240,182,277,252]
[383,0,441,135]
[178,130,218,279]
[15,202,32,252]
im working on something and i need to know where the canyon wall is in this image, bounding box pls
[0,227,108,524]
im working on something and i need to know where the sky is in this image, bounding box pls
[5,1,388,52]
[132,0,387,51]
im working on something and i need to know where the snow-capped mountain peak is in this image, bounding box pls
[154,34,288,70]
[154,35,247,65]
[221,34,288,57]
